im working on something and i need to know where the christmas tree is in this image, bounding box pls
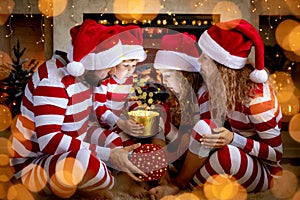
[0,40,39,117]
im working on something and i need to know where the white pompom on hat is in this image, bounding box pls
[154,32,201,72]
[66,19,124,77]
[198,19,268,83]
[117,25,147,62]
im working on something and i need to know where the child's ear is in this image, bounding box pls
[109,66,117,75]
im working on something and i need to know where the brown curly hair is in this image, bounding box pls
[215,63,260,111]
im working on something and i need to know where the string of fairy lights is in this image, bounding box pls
[3,0,300,42]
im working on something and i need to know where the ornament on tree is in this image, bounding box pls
[130,143,167,181]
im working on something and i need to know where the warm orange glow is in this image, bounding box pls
[203,174,244,200]
[0,154,9,166]
[114,0,160,22]
[55,157,84,187]
[0,137,13,157]
[21,164,47,193]
[0,51,12,81]
[176,192,200,199]
[292,189,300,200]
[289,113,300,143]
[275,19,300,52]
[0,104,12,131]
[0,0,15,25]
[0,165,13,182]
[271,72,295,103]
[271,170,298,199]
[38,0,67,17]
[7,183,35,200]
[160,195,177,200]
[212,2,242,22]
[281,94,299,117]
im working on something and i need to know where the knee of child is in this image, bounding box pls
[194,119,217,136]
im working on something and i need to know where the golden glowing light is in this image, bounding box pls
[55,157,84,187]
[204,174,244,200]
[0,137,12,157]
[50,173,77,198]
[286,1,300,15]
[0,0,15,25]
[7,183,35,200]
[0,104,12,131]
[292,189,300,200]
[0,165,13,182]
[0,154,9,166]
[114,0,160,22]
[0,181,13,199]
[212,1,242,22]
[271,170,298,199]
[289,113,300,143]
[281,94,299,119]
[160,195,176,200]
[38,0,67,17]
[21,164,47,193]
[271,72,295,103]
[0,51,12,81]
[176,192,200,200]
[275,19,300,52]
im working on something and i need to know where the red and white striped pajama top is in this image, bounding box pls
[10,55,122,198]
[189,83,282,192]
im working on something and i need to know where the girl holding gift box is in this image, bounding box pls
[149,19,283,199]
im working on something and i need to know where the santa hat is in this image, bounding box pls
[118,25,147,62]
[198,19,268,83]
[154,32,201,72]
[66,19,124,77]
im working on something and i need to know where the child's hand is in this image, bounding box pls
[116,119,144,135]
[200,127,234,148]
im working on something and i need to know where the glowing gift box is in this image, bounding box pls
[128,110,160,138]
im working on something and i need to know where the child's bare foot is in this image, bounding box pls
[149,184,179,200]
[128,181,149,198]
[116,172,149,198]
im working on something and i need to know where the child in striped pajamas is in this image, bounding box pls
[149,19,283,199]
[92,25,170,198]
[10,19,146,200]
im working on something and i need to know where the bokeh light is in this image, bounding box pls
[286,0,300,16]
[49,157,84,198]
[175,192,200,200]
[7,183,35,200]
[114,0,160,22]
[212,1,242,22]
[0,0,15,25]
[281,94,300,121]
[0,137,13,157]
[289,113,300,143]
[271,170,298,199]
[0,154,10,166]
[271,71,295,103]
[160,195,177,200]
[21,164,47,193]
[0,165,13,182]
[55,157,84,187]
[0,104,12,131]
[292,189,300,200]
[275,19,300,52]
[0,51,12,81]
[203,174,245,200]
[0,181,13,199]
[38,0,67,17]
